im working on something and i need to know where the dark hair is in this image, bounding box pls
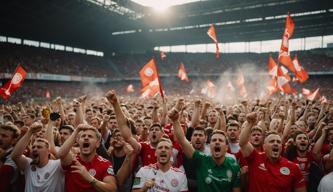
[59,125,74,133]
[211,130,228,144]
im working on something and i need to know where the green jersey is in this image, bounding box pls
[193,150,240,192]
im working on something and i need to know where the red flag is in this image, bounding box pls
[0,65,27,100]
[277,67,295,94]
[45,89,51,100]
[302,88,311,96]
[178,63,189,81]
[284,14,295,39]
[139,59,164,98]
[292,55,309,83]
[202,80,216,98]
[319,96,327,104]
[207,25,220,59]
[126,84,135,93]
[268,56,278,76]
[160,51,166,60]
[307,88,320,101]
[280,66,291,81]
[267,77,278,95]
[278,14,296,72]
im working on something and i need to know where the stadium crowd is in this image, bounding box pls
[0,89,333,192]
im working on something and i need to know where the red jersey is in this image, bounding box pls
[139,142,157,166]
[63,154,115,192]
[246,150,305,192]
[291,152,314,183]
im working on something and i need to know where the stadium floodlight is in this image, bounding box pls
[131,0,202,13]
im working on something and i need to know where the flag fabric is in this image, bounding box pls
[126,84,135,93]
[207,25,220,59]
[227,81,235,92]
[201,80,216,98]
[292,55,309,83]
[139,59,164,98]
[45,90,51,99]
[0,65,27,100]
[178,63,189,81]
[302,88,311,96]
[279,14,296,72]
[160,51,166,60]
[284,14,295,38]
[268,56,278,76]
[319,96,327,104]
[276,66,295,94]
[280,66,291,81]
[267,77,278,95]
[307,88,320,101]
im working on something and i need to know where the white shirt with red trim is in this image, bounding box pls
[133,163,188,192]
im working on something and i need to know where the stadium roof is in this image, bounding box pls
[1,0,332,54]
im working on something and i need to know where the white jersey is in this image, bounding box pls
[318,171,333,192]
[24,159,64,192]
[133,163,188,192]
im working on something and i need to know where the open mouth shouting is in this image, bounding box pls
[271,146,280,157]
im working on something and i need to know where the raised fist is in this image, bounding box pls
[168,108,180,122]
[246,112,257,124]
[105,90,118,104]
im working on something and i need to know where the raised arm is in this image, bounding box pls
[106,90,141,153]
[45,119,58,158]
[57,124,85,166]
[169,102,195,159]
[282,102,296,143]
[312,126,329,162]
[73,99,84,127]
[190,100,201,128]
[239,112,257,157]
[200,102,210,120]
[11,122,42,171]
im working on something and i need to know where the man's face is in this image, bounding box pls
[85,111,93,122]
[226,125,239,142]
[250,130,263,147]
[0,129,16,150]
[208,111,218,124]
[108,118,118,129]
[307,116,316,129]
[264,134,282,161]
[146,106,154,115]
[148,126,162,145]
[90,119,99,128]
[59,129,72,145]
[296,121,307,132]
[135,121,144,135]
[191,130,206,150]
[111,131,124,149]
[79,130,100,156]
[238,113,246,123]
[155,141,172,165]
[31,141,49,165]
[209,133,228,160]
[180,111,188,124]
[67,114,75,126]
[22,116,33,126]
[295,134,309,152]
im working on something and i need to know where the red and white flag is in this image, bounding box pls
[319,96,327,104]
[268,56,278,76]
[139,59,164,98]
[178,63,189,81]
[301,88,311,96]
[201,80,216,98]
[276,66,296,94]
[0,65,27,100]
[207,24,220,59]
[292,55,309,83]
[279,14,296,72]
[307,88,320,101]
[160,51,166,60]
[45,89,51,100]
[267,77,278,95]
[126,84,135,93]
